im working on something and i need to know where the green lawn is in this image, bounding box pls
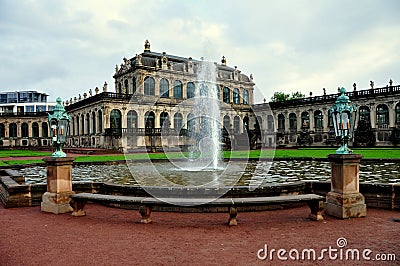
[0,148,399,167]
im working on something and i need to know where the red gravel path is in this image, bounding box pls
[1,204,399,265]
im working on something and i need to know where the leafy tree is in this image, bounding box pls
[271,92,289,102]
[290,91,305,100]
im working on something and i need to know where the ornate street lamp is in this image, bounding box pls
[330,87,357,154]
[48,97,70,157]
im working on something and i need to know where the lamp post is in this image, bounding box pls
[330,87,357,154]
[48,97,70,157]
[41,97,75,214]
[325,88,366,219]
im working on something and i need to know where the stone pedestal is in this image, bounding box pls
[41,157,75,214]
[325,154,366,219]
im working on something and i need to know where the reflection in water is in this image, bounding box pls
[20,160,400,186]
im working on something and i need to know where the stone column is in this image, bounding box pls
[325,154,366,219]
[41,157,75,214]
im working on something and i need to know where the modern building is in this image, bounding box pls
[0,91,56,147]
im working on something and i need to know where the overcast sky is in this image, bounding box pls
[1,0,399,103]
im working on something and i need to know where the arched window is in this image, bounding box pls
[396,103,400,125]
[127,110,138,129]
[243,89,249,105]
[376,104,389,126]
[110,109,122,129]
[234,116,241,133]
[21,123,28,137]
[174,80,183,99]
[144,76,155,95]
[187,113,195,132]
[278,114,285,131]
[160,78,169,98]
[0,123,5,138]
[358,106,370,124]
[76,117,80,136]
[289,113,297,130]
[97,110,103,133]
[124,79,129,94]
[314,110,323,129]
[86,113,90,134]
[42,122,48,138]
[174,113,183,130]
[187,82,195,99]
[301,112,310,129]
[145,111,155,129]
[233,88,239,104]
[223,115,230,132]
[243,116,249,132]
[267,115,274,131]
[132,77,137,94]
[81,114,85,135]
[160,112,169,129]
[223,87,230,103]
[9,123,17,138]
[118,82,122,94]
[92,112,96,134]
[32,122,39,138]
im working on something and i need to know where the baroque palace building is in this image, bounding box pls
[0,41,399,149]
[64,40,260,151]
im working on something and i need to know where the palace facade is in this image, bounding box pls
[0,41,399,150]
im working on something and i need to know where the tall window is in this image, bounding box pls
[21,123,28,137]
[223,115,230,131]
[376,104,389,125]
[243,89,249,105]
[234,116,241,133]
[32,122,39,138]
[127,110,138,129]
[223,87,230,103]
[9,123,17,138]
[359,106,370,123]
[200,83,208,97]
[267,115,274,131]
[187,82,195,99]
[76,117,80,136]
[97,110,103,133]
[278,114,285,131]
[0,123,5,138]
[289,113,297,130]
[118,82,122,94]
[174,80,183,99]
[132,77,137,94]
[41,122,48,138]
[314,110,323,129]
[86,113,90,134]
[160,78,169,98]
[144,76,155,95]
[110,109,122,129]
[187,113,195,132]
[160,112,169,129]
[92,112,96,134]
[145,111,155,128]
[81,115,85,134]
[174,113,183,131]
[124,79,129,94]
[233,88,239,104]
[243,116,250,132]
[301,112,310,129]
[396,103,400,125]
